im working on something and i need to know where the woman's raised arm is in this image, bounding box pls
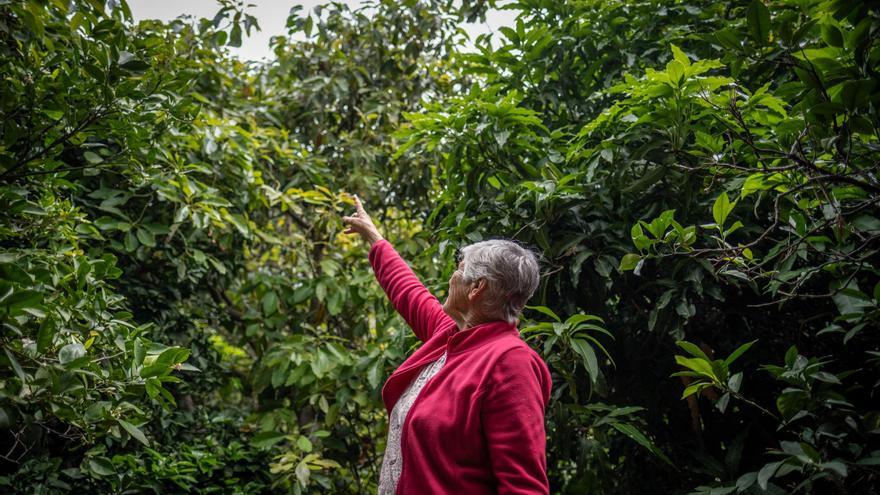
[342,196,453,342]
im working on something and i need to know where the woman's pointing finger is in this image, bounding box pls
[354,194,367,215]
[342,193,383,245]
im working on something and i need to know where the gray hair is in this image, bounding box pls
[458,239,541,324]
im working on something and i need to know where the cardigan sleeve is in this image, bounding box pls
[368,239,454,342]
[481,346,552,495]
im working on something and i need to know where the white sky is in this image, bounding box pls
[128,0,517,61]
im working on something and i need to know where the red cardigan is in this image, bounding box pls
[369,239,552,494]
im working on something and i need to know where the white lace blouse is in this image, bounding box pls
[377,352,448,494]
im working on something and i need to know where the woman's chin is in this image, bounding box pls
[442,304,459,322]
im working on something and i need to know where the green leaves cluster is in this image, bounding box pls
[673,340,756,413]
[395,0,880,492]
[1,0,493,492]
[522,306,613,389]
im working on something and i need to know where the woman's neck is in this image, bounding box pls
[457,311,496,332]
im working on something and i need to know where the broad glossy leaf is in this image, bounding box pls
[569,338,599,383]
[747,0,771,44]
[724,340,757,366]
[59,343,86,365]
[118,419,150,447]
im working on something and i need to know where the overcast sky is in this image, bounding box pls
[128,0,517,61]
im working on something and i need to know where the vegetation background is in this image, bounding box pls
[1,0,878,493]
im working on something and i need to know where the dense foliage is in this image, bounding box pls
[1,0,879,493]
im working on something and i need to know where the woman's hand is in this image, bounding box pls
[342,195,384,246]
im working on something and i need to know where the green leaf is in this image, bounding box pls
[139,363,166,378]
[88,457,116,476]
[712,192,736,227]
[118,51,149,71]
[674,356,716,379]
[566,313,606,326]
[675,341,710,361]
[310,457,341,469]
[295,459,310,486]
[720,269,749,281]
[619,253,642,271]
[310,349,333,378]
[136,228,156,247]
[758,461,782,490]
[746,0,771,45]
[140,347,189,378]
[4,348,26,381]
[296,435,313,452]
[262,291,279,316]
[525,305,561,322]
[58,343,86,365]
[670,44,690,67]
[631,222,644,242]
[714,28,742,50]
[836,79,875,111]
[728,372,743,393]
[784,345,798,366]
[21,204,46,216]
[251,431,286,448]
[3,289,42,313]
[124,231,139,252]
[610,422,673,466]
[819,460,848,477]
[570,338,599,383]
[736,472,757,491]
[820,23,843,48]
[666,60,685,85]
[117,419,150,447]
[723,220,744,237]
[229,24,242,47]
[83,151,104,164]
[366,360,383,389]
[208,257,227,274]
[682,381,710,399]
[43,109,64,120]
[134,339,146,367]
[723,340,757,367]
[225,212,250,237]
[37,318,55,353]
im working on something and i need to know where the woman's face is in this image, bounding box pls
[442,261,469,322]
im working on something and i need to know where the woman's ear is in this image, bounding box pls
[468,278,487,300]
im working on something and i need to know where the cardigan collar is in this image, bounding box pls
[390,319,519,378]
[443,320,519,355]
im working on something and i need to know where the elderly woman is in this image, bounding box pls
[342,196,552,495]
